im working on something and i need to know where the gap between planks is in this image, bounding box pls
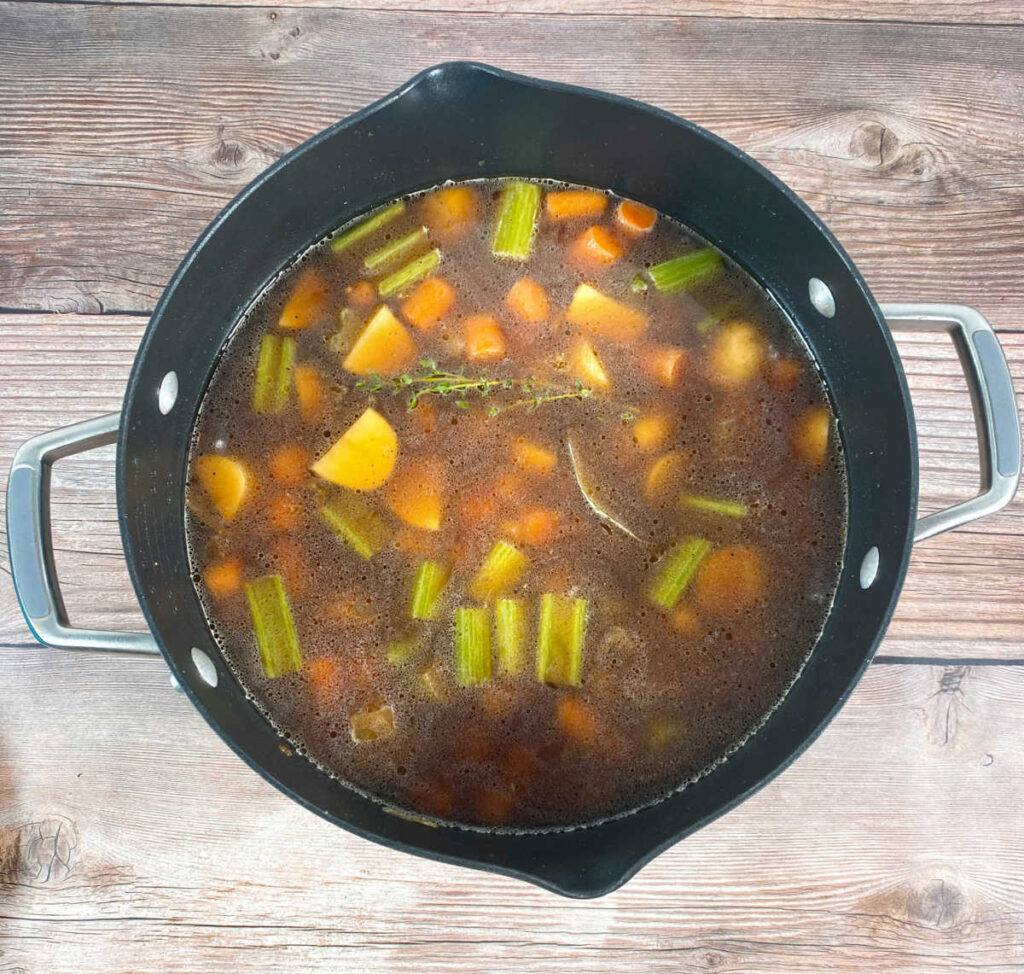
[25,0,1024,28]
[2,8,1024,315]
[1,661,1023,971]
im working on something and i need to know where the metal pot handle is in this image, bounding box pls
[880,303,1021,543]
[6,411,160,654]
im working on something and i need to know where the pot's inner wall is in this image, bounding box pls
[119,62,915,897]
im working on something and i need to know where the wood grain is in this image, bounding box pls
[1,4,1023,969]
[2,5,1024,319]
[1,656,1023,971]
[0,313,1021,659]
[84,0,1024,24]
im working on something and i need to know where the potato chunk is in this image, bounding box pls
[792,405,830,466]
[566,283,648,344]
[194,454,250,521]
[342,305,417,377]
[568,337,610,390]
[707,321,765,390]
[312,408,397,491]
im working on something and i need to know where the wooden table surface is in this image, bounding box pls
[2,1,1023,970]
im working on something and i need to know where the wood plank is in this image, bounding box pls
[0,313,1021,658]
[83,0,1024,24]
[1,657,1022,970]
[2,6,1024,319]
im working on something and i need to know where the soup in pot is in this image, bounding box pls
[185,179,846,828]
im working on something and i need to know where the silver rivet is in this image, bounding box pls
[158,371,179,414]
[191,647,218,687]
[808,278,836,319]
[859,546,880,589]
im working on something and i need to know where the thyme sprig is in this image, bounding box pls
[356,360,596,417]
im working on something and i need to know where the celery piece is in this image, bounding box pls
[273,336,295,413]
[646,537,712,610]
[648,717,684,751]
[244,574,302,678]
[331,201,405,254]
[679,494,748,519]
[629,273,648,295]
[648,248,723,294]
[468,540,529,602]
[387,635,420,666]
[378,249,441,297]
[253,335,294,414]
[419,661,446,700]
[492,181,541,261]
[536,594,587,687]
[319,491,391,560]
[328,307,363,356]
[409,560,450,621]
[365,226,429,273]
[455,607,492,686]
[253,335,279,414]
[350,703,395,741]
[695,299,741,336]
[495,598,526,677]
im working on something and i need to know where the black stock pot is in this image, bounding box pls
[7,63,1020,897]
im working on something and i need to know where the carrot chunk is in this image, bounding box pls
[271,535,310,598]
[670,603,701,637]
[268,445,311,486]
[694,545,767,617]
[393,525,439,559]
[385,457,444,531]
[459,491,498,524]
[507,507,560,547]
[204,557,243,601]
[768,357,802,390]
[512,438,557,475]
[306,657,344,708]
[504,277,550,327]
[569,225,625,272]
[643,344,689,387]
[267,490,304,532]
[345,280,377,313]
[632,413,673,452]
[421,186,479,244]
[556,696,599,743]
[464,314,506,362]
[545,189,608,221]
[616,200,657,235]
[293,363,329,426]
[410,399,437,436]
[400,276,455,332]
[643,450,690,503]
[278,267,328,330]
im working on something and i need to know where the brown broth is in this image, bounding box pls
[185,179,847,829]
